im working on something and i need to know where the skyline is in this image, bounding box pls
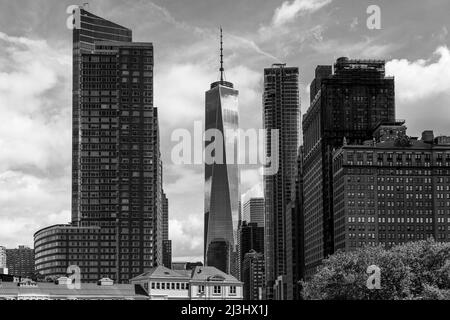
[0,0,450,263]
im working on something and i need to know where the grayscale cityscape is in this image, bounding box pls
[0,0,449,305]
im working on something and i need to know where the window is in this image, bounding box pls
[229,286,237,295]
[213,286,222,295]
[198,285,205,294]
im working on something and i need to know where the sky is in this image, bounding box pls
[0,0,449,262]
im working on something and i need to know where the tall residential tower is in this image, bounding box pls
[35,7,163,283]
[263,64,300,299]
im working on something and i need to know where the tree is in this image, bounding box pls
[301,239,450,300]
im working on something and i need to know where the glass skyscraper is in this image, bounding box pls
[204,30,240,274]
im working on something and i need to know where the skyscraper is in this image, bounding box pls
[243,198,265,227]
[204,29,240,274]
[242,250,265,300]
[285,146,304,300]
[162,192,172,268]
[0,246,6,272]
[302,57,395,277]
[35,7,162,283]
[263,64,300,299]
[71,6,132,224]
[6,246,34,278]
[237,221,264,280]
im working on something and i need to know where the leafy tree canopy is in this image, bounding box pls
[301,239,450,300]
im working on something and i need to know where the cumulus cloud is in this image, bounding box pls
[385,46,450,137]
[386,46,450,101]
[156,63,209,127]
[272,0,332,27]
[241,168,263,200]
[169,215,204,261]
[0,32,71,248]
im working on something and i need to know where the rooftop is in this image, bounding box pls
[190,266,241,284]
[0,282,148,300]
[131,265,241,284]
[94,41,153,48]
[131,266,190,281]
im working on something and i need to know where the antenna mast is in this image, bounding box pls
[220,27,224,83]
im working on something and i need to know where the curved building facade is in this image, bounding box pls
[34,224,116,282]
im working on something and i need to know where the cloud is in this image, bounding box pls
[0,32,71,248]
[431,26,448,42]
[164,165,203,195]
[169,215,204,261]
[258,1,330,57]
[0,171,70,247]
[386,46,450,101]
[227,33,280,62]
[385,46,450,138]
[227,65,262,122]
[311,37,395,58]
[241,167,263,194]
[272,0,332,27]
[163,164,204,259]
[156,63,209,127]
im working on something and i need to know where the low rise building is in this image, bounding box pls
[131,266,191,300]
[190,266,243,300]
[0,278,148,300]
[131,265,243,300]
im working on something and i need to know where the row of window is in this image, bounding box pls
[145,282,237,295]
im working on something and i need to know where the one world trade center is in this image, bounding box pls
[204,29,240,274]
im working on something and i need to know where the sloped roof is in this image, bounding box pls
[130,266,241,284]
[174,269,193,278]
[131,266,190,281]
[190,266,241,284]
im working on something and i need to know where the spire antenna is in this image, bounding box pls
[220,27,224,83]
